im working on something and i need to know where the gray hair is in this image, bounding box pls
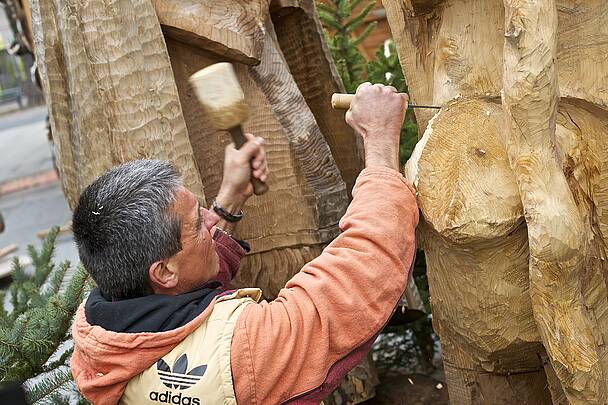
[72,159,183,300]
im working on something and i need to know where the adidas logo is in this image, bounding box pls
[156,354,207,390]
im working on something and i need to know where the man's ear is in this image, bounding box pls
[148,260,179,292]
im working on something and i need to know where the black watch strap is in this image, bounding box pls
[212,198,243,223]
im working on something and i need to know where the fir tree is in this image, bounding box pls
[0,227,92,404]
[316,0,377,93]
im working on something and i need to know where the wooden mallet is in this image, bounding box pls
[189,63,269,195]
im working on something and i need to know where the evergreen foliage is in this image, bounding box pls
[316,0,377,93]
[0,227,92,404]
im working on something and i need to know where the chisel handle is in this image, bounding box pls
[228,126,269,196]
[331,93,441,110]
[331,93,355,110]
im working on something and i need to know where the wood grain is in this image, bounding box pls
[383,0,608,135]
[31,0,205,208]
[166,27,348,297]
[405,100,550,403]
[153,0,269,65]
[502,1,605,402]
[271,0,364,195]
[30,0,80,208]
[388,0,608,401]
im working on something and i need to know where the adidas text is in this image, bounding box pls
[149,390,201,405]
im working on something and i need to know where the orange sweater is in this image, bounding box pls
[71,167,418,404]
[231,166,418,403]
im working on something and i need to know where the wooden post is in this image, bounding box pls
[30,0,206,207]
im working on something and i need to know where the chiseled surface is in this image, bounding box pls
[271,0,364,195]
[383,0,608,136]
[390,0,608,402]
[30,0,80,209]
[406,100,552,404]
[31,0,206,208]
[153,0,269,65]
[503,1,606,402]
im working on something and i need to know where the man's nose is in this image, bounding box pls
[200,207,220,231]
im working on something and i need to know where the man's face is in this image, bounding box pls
[167,186,220,293]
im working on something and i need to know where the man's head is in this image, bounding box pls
[73,160,220,300]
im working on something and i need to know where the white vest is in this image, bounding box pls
[119,288,262,405]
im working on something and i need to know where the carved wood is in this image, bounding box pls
[153,0,269,65]
[391,0,608,403]
[30,0,206,208]
[502,1,605,402]
[270,0,364,194]
[165,27,348,300]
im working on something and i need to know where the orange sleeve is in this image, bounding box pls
[230,167,419,404]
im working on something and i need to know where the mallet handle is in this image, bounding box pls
[228,126,269,196]
[331,93,441,110]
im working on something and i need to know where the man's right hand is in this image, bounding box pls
[345,83,409,171]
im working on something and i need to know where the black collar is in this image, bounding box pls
[85,282,222,333]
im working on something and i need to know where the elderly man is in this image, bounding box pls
[70,84,418,405]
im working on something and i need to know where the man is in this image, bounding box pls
[71,83,418,405]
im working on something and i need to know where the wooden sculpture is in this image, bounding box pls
[384,0,608,403]
[29,0,395,402]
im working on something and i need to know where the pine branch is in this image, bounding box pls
[352,21,377,46]
[1,236,91,385]
[44,261,70,298]
[10,257,27,285]
[315,2,335,15]
[338,0,350,18]
[0,291,9,327]
[317,10,343,31]
[24,366,74,405]
[345,0,375,33]
[31,227,59,287]
[350,0,365,10]
[42,347,73,373]
[0,317,36,380]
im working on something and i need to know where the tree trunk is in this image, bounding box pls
[388,0,608,403]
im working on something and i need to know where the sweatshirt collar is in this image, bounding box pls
[84,282,222,333]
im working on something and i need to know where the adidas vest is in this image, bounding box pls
[119,288,262,405]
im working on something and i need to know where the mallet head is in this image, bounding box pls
[189,62,248,130]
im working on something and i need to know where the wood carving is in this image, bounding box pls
[153,0,269,65]
[388,0,608,403]
[30,0,392,401]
